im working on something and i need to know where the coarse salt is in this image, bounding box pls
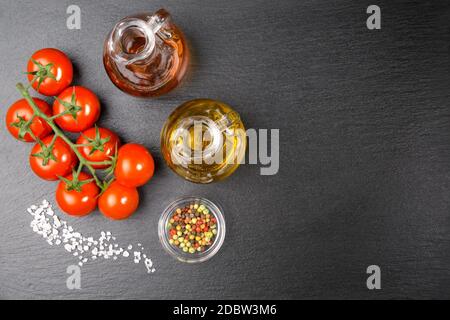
[27,200,156,274]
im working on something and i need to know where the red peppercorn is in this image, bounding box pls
[167,203,218,255]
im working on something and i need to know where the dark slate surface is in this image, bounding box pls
[0,0,450,299]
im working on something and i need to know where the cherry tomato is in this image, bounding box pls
[114,143,155,187]
[53,86,101,132]
[5,98,52,142]
[56,172,99,216]
[98,181,139,220]
[76,127,121,169]
[27,48,73,96]
[29,135,78,180]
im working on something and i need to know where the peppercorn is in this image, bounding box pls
[166,202,218,254]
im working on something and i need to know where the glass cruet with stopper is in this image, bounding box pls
[103,9,189,97]
[161,99,247,184]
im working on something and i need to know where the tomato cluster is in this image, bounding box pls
[6,48,155,220]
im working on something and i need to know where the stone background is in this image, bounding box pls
[0,0,449,299]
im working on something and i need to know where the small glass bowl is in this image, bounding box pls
[158,196,226,263]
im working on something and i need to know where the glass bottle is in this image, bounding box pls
[161,99,247,183]
[103,9,189,97]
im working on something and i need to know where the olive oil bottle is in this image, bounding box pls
[161,99,246,183]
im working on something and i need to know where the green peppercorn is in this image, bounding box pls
[167,202,218,254]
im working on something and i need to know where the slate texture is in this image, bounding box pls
[0,0,449,299]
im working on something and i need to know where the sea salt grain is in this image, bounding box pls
[27,200,155,274]
[133,251,141,263]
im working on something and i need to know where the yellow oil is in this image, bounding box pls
[161,99,246,183]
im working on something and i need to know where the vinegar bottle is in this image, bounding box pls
[103,9,189,97]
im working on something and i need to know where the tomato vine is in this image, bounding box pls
[16,82,115,192]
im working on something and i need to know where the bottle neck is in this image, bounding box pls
[108,13,167,65]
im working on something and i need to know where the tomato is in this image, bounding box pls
[56,172,99,216]
[98,181,139,220]
[53,86,101,132]
[114,143,155,187]
[5,98,52,142]
[76,127,121,169]
[27,48,73,96]
[29,135,78,180]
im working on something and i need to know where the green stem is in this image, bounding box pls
[76,162,83,176]
[49,111,70,121]
[26,126,39,142]
[87,165,102,187]
[16,82,110,190]
[86,160,112,166]
[49,133,58,145]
